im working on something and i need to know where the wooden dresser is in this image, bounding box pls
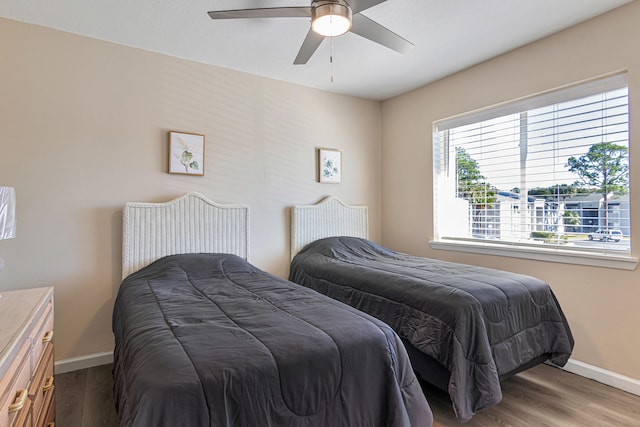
[0,287,54,427]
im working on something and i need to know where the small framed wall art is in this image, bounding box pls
[317,148,342,184]
[168,131,205,176]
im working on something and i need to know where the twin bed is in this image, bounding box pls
[112,193,433,426]
[112,193,573,425]
[288,197,574,422]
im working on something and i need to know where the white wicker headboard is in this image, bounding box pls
[122,192,250,279]
[290,196,368,260]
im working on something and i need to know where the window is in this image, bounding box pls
[432,74,635,269]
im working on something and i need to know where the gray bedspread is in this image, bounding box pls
[289,237,574,422]
[113,253,432,427]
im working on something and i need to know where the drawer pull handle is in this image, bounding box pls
[42,330,54,343]
[8,389,28,413]
[43,376,54,391]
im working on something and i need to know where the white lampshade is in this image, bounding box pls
[0,187,16,240]
[312,2,352,37]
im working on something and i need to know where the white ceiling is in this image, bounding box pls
[0,0,633,100]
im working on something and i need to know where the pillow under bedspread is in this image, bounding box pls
[113,253,432,427]
[289,236,574,422]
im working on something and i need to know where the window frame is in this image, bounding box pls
[431,73,637,270]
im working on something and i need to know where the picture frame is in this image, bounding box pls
[168,131,205,176]
[317,148,342,183]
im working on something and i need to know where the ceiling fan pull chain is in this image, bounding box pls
[330,36,334,83]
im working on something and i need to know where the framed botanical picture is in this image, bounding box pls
[168,131,205,176]
[317,148,341,183]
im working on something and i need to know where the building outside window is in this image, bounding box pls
[433,74,631,265]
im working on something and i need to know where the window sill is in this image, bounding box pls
[429,239,638,270]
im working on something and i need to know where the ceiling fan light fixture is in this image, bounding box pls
[311,1,352,37]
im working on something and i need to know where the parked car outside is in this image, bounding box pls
[588,228,624,242]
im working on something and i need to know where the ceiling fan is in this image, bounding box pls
[207,0,413,64]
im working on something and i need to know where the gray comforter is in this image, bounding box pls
[113,253,432,427]
[289,237,574,422]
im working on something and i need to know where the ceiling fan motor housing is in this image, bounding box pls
[207,0,411,64]
[311,0,353,36]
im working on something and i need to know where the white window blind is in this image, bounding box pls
[433,74,631,262]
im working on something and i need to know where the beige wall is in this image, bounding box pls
[0,18,382,361]
[381,2,640,380]
[2,2,638,382]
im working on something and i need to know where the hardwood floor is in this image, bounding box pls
[426,364,640,427]
[55,363,640,426]
[55,364,118,427]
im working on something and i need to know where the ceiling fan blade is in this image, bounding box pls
[293,30,325,65]
[208,7,311,20]
[350,13,413,54]
[347,0,388,14]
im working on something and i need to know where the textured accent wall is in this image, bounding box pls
[0,18,382,361]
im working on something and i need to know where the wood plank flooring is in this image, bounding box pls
[55,364,118,427]
[425,364,640,427]
[55,363,640,426]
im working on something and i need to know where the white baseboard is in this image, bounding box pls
[55,351,113,374]
[558,358,640,397]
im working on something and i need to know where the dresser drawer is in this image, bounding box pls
[0,288,55,427]
[10,394,31,427]
[0,339,31,427]
[30,302,53,377]
[29,344,53,427]
[36,389,54,427]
